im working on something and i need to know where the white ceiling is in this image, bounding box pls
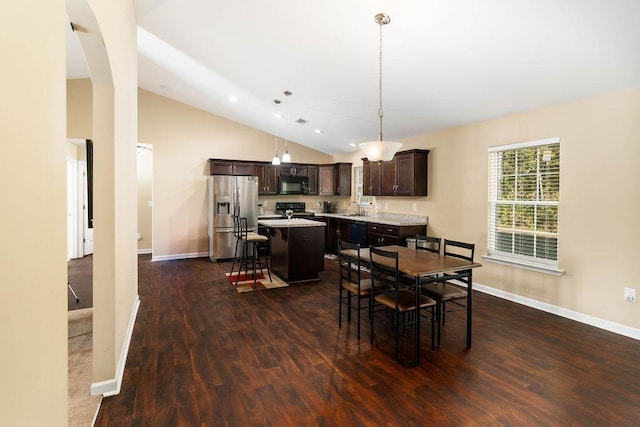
[66,0,640,156]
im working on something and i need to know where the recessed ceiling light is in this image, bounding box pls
[350,143,356,147]
[229,96,238,103]
[314,129,323,134]
[275,113,284,119]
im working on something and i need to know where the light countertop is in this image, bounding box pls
[258,218,326,228]
[258,214,282,219]
[314,213,428,227]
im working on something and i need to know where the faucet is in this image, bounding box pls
[349,201,363,216]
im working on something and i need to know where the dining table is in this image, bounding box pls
[345,244,482,366]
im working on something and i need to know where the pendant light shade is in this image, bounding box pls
[359,140,403,162]
[281,150,291,163]
[359,13,402,162]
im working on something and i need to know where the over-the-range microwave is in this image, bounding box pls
[278,176,309,195]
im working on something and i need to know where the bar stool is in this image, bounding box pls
[229,212,242,276]
[235,217,272,287]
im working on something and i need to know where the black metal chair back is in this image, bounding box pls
[415,235,441,254]
[369,246,436,363]
[337,240,371,339]
[443,239,475,262]
[338,240,361,284]
[422,239,475,347]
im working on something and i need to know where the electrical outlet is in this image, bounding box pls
[384,202,389,209]
[624,287,636,303]
[412,203,417,211]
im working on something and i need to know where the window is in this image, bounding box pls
[487,138,562,274]
[354,167,373,206]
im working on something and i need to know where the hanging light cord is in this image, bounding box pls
[274,99,280,151]
[377,16,384,142]
[284,91,291,153]
[374,13,390,142]
[272,99,281,164]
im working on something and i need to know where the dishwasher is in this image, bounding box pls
[348,221,367,246]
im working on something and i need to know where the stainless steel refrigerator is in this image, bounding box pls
[208,175,259,261]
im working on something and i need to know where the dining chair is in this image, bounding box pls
[337,240,372,339]
[235,217,271,287]
[369,246,436,362]
[415,234,441,254]
[421,239,475,346]
[400,235,442,287]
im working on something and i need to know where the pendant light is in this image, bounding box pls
[281,90,292,163]
[359,13,402,163]
[271,99,281,165]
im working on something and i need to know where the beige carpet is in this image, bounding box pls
[68,308,101,426]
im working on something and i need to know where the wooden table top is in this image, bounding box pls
[343,245,482,278]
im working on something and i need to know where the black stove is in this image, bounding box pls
[275,202,315,218]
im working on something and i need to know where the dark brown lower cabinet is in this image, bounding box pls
[323,217,427,253]
[327,218,350,253]
[269,226,325,283]
[366,223,426,247]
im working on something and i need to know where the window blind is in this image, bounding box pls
[488,138,560,266]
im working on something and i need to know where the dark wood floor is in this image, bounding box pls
[94,255,640,426]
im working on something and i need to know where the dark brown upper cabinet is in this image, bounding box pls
[254,163,279,195]
[208,159,255,176]
[279,164,308,177]
[319,163,352,196]
[307,165,319,195]
[362,149,429,196]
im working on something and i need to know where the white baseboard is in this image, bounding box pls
[137,248,152,255]
[472,281,640,341]
[151,252,208,262]
[90,294,140,397]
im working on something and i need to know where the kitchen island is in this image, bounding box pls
[257,218,326,283]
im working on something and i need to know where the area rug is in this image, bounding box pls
[225,271,289,293]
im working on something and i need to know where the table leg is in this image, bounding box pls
[467,270,472,349]
[415,275,420,366]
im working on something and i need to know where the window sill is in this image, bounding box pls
[482,254,565,276]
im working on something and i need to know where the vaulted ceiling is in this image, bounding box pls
[67,0,640,155]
